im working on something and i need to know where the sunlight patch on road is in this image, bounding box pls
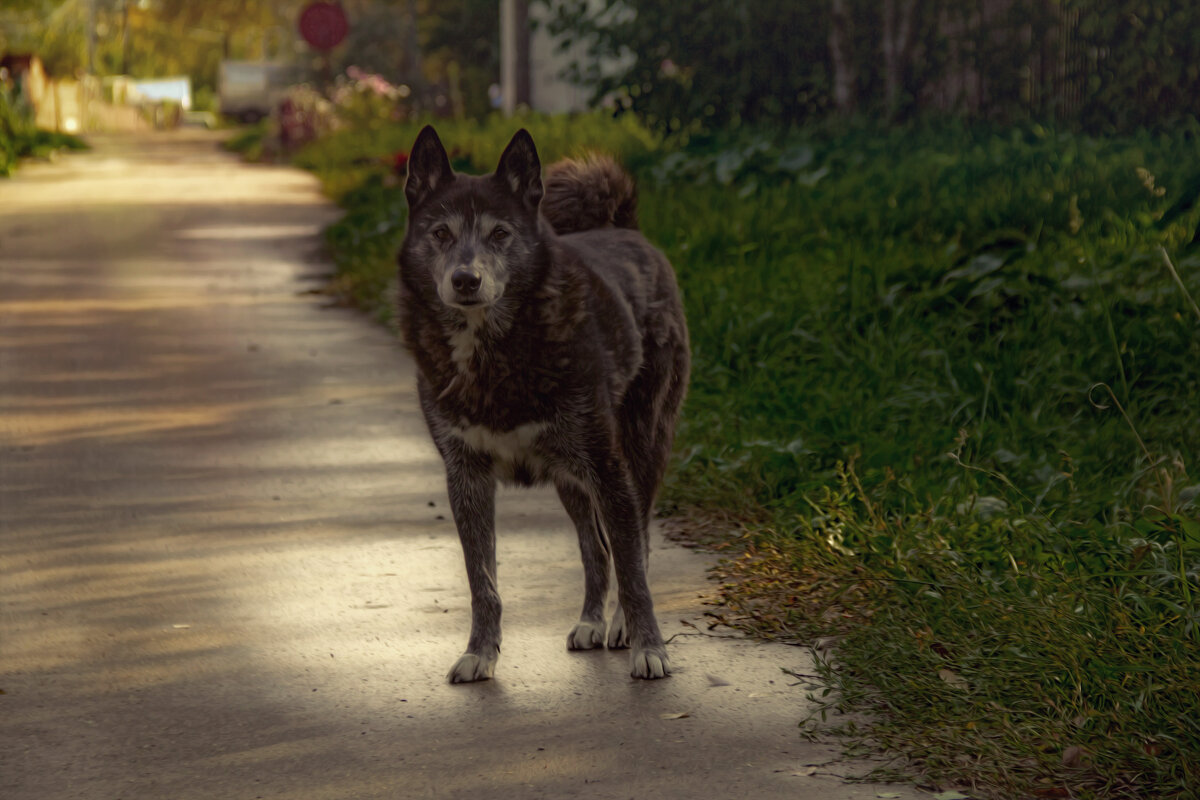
[2,405,238,446]
[0,295,268,315]
[175,225,321,241]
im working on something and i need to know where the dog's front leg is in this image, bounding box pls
[589,457,671,679]
[443,448,501,683]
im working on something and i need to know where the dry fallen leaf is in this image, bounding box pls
[937,668,968,690]
[659,712,690,720]
[705,673,731,687]
[1061,744,1086,767]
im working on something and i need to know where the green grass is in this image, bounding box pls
[272,116,1200,799]
[644,124,1200,523]
[642,123,1200,799]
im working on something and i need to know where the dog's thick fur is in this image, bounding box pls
[397,126,689,682]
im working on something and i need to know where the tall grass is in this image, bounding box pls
[251,116,1200,798]
[641,123,1200,798]
[643,124,1200,525]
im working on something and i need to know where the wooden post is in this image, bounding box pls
[500,0,530,114]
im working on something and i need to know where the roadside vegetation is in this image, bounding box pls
[19,0,1199,793]
[0,91,86,176]
[228,112,1200,799]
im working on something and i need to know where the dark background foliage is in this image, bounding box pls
[541,0,1200,134]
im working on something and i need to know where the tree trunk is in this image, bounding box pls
[829,0,856,114]
[882,0,918,117]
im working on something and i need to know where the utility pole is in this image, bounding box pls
[121,0,131,75]
[85,0,96,132]
[500,0,530,114]
[86,0,96,75]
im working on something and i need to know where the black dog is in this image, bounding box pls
[397,126,689,682]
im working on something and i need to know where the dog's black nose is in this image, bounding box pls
[451,269,482,294]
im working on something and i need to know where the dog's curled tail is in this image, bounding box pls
[541,154,639,234]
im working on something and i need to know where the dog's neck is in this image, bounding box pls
[447,298,514,336]
[440,299,515,377]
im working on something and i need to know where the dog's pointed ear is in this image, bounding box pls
[405,125,454,209]
[494,129,543,210]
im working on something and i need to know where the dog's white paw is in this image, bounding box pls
[606,609,629,650]
[567,620,606,651]
[446,651,497,684]
[630,647,672,680]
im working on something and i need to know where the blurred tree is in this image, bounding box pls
[2,0,499,116]
[880,0,917,117]
[0,0,301,88]
[334,0,416,84]
[542,0,826,134]
[1069,0,1200,130]
[419,0,498,118]
[0,0,88,76]
[542,0,1200,133]
[326,0,496,118]
[828,0,855,115]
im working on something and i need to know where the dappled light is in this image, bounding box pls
[0,132,878,800]
[6,2,1197,797]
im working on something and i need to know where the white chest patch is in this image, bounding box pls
[448,309,487,373]
[450,421,547,464]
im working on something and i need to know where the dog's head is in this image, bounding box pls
[402,126,543,311]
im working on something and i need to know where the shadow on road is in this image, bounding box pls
[0,132,920,800]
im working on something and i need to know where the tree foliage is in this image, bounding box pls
[543,0,826,133]
[418,0,498,118]
[541,0,1200,134]
[0,0,297,87]
[1,0,499,117]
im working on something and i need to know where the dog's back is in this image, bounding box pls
[543,156,689,512]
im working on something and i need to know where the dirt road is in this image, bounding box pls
[0,132,919,800]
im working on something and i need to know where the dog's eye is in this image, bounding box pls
[491,227,509,242]
[432,227,452,243]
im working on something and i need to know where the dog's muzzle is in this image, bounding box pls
[451,268,483,300]
[441,267,482,309]
[439,261,500,309]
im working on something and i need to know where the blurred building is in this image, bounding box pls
[499,0,593,114]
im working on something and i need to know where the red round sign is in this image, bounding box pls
[299,2,349,51]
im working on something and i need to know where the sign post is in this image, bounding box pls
[298,2,349,86]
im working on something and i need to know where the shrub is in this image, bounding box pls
[1,89,87,176]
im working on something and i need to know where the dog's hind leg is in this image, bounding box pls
[442,446,502,683]
[556,479,610,650]
[606,599,630,650]
[608,343,689,654]
[587,456,670,679]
